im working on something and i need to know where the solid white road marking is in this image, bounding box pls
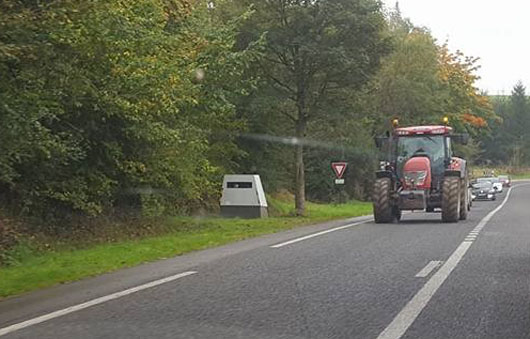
[377,241,472,339]
[377,185,519,339]
[415,261,443,278]
[0,271,197,337]
[270,220,370,248]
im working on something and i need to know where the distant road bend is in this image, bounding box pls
[1,182,530,339]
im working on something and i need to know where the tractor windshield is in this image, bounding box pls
[396,135,446,177]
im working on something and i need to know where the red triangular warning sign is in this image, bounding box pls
[331,162,348,179]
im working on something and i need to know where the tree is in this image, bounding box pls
[236,0,391,215]
[480,96,510,164]
[0,0,256,217]
[507,82,530,166]
[437,44,493,134]
[372,27,442,128]
[478,86,530,167]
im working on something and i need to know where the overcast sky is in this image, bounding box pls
[383,0,528,95]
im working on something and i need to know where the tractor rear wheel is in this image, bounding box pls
[459,179,468,220]
[373,177,394,223]
[442,176,461,223]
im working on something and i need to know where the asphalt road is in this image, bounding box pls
[1,182,529,339]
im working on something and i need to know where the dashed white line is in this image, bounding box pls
[415,261,443,278]
[377,185,519,339]
[377,241,472,339]
[270,220,370,248]
[0,271,197,337]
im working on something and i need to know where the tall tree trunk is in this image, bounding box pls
[293,47,307,216]
[295,118,306,216]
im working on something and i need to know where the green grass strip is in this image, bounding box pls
[0,201,371,298]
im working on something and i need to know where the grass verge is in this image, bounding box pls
[0,198,371,299]
[511,173,530,180]
[471,166,530,179]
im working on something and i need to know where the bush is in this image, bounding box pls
[0,217,20,266]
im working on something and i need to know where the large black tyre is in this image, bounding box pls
[459,179,468,220]
[442,176,461,223]
[373,178,394,223]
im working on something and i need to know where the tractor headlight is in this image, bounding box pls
[404,171,427,187]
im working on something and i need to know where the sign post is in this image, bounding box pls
[331,161,348,204]
[331,162,348,185]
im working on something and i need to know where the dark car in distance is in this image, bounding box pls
[471,181,496,201]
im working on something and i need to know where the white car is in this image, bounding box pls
[477,177,503,193]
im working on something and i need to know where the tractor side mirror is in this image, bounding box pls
[374,136,389,149]
[451,133,470,145]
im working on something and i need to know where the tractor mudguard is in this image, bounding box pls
[376,170,393,179]
[444,170,462,178]
[449,158,467,178]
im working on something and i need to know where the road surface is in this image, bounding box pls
[1,182,529,339]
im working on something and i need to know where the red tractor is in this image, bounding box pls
[373,121,471,223]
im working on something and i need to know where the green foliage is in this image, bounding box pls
[479,83,530,166]
[0,0,257,217]
[234,0,392,206]
[0,217,21,266]
[372,28,442,128]
[369,8,494,137]
[0,0,502,223]
[364,8,495,164]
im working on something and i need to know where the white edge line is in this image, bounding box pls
[415,261,443,278]
[270,220,370,248]
[0,271,197,337]
[377,185,519,339]
[377,241,472,339]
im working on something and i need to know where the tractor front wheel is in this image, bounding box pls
[373,177,394,223]
[442,176,461,223]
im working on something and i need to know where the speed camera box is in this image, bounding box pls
[220,175,268,218]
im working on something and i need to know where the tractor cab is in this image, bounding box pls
[373,120,470,223]
[393,126,453,192]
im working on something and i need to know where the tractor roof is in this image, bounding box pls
[393,125,452,136]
